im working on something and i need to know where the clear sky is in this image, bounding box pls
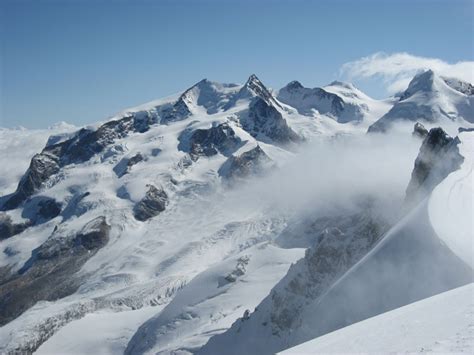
[1,0,473,128]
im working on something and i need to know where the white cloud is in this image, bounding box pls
[340,52,474,94]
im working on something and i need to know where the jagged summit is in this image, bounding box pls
[220,74,281,110]
[238,74,281,108]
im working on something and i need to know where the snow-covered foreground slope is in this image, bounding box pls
[281,282,474,354]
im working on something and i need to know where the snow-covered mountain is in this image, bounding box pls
[277,80,391,125]
[368,70,474,133]
[0,72,472,354]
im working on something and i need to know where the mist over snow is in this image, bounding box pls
[220,132,420,222]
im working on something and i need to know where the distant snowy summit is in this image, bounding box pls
[368,69,474,133]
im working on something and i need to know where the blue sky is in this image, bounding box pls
[1,0,473,128]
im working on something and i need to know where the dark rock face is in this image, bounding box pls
[242,74,282,108]
[242,98,300,145]
[21,196,62,224]
[38,198,62,220]
[179,122,243,160]
[113,153,145,178]
[161,97,192,124]
[442,77,474,96]
[3,113,157,210]
[225,74,300,144]
[0,216,110,326]
[224,74,282,111]
[74,217,111,250]
[2,153,60,211]
[406,127,463,204]
[134,185,168,221]
[0,214,32,240]
[278,83,344,116]
[218,146,273,181]
[412,122,428,139]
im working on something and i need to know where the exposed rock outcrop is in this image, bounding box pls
[405,127,463,205]
[442,77,474,96]
[2,153,60,211]
[133,185,168,221]
[0,216,110,326]
[241,98,300,145]
[21,196,62,224]
[218,146,273,181]
[225,74,282,110]
[412,122,428,139]
[178,122,243,160]
[160,96,193,124]
[0,214,32,240]
[2,113,157,210]
[113,152,145,178]
[278,81,344,116]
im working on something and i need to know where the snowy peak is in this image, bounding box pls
[368,70,474,133]
[399,69,473,102]
[399,69,437,101]
[227,74,281,109]
[278,81,344,117]
[170,78,240,116]
[278,80,373,123]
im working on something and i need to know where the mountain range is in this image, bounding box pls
[0,71,472,354]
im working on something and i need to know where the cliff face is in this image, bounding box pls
[405,127,463,205]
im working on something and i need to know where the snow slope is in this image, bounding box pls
[36,306,160,355]
[281,282,474,354]
[125,244,304,354]
[429,131,474,268]
[199,131,474,355]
